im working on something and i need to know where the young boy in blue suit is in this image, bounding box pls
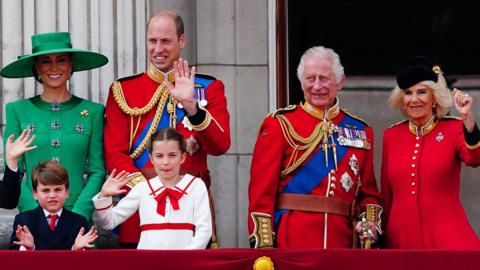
[9,160,97,250]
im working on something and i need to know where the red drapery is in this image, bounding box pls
[0,248,479,270]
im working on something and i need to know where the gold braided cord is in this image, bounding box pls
[276,115,321,145]
[167,96,178,128]
[129,90,169,159]
[129,115,142,150]
[276,115,329,177]
[112,81,165,116]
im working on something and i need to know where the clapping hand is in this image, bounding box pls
[453,88,475,132]
[163,58,198,115]
[5,129,37,170]
[99,169,130,198]
[73,226,98,250]
[12,225,34,250]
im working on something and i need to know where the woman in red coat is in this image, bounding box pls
[381,56,480,249]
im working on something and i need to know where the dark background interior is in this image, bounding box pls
[288,1,480,104]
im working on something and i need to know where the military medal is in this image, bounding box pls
[195,88,208,107]
[199,99,208,107]
[340,172,353,192]
[337,127,370,149]
[436,132,444,142]
[349,154,359,176]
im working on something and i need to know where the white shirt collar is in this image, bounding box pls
[43,208,63,218]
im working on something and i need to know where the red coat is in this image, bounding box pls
[381,117,480,249]
[248,101,381,249]
[104,71,230,243]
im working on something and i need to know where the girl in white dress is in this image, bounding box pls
[93,127,212,249]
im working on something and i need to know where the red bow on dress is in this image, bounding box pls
[154,188,184,216]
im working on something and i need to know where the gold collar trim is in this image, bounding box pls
[408,116,438,136]
[301,99,340,121]
[147,63,176,84]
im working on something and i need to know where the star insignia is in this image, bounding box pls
[185,135,199,155]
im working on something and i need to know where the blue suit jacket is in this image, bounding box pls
[9,206,88,250]
[0,166,21,209]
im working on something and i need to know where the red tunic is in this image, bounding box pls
[104,71,230,243]
[248,101,381,249]
[381,118,480,249]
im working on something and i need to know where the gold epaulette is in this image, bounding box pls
[112,80,167,117]
[271,105,297,117]
[195,73,217,81]
[388,119,408,128]
[341,108,370,126]
[443,115,462,121]
[116,72,143,82]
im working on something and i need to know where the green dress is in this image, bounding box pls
[3,95,105,221]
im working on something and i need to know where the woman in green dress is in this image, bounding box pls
[1,32,108,221]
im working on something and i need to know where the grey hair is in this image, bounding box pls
[389,73,453,118]
[296,46,344,83]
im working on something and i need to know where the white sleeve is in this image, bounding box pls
[92,184,143,230]
[185,180,212,249]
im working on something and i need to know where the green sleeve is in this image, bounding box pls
[71,104,106,220]
[4,102,38,212]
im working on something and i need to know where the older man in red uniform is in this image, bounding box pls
[248,46,381,249]
[104,10,230,247]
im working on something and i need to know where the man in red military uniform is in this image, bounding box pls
[248,46,382,249]
[104,10,230,247]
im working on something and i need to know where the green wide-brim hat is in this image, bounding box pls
[0,32,108,78]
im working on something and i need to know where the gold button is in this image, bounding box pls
[411,173,415,177]
[415,143,420,147]
[264,239,270,244]
[412,156,416,160]
[329,190,335,196]
[330,183,336,189]
[411,164,415,168]
[263,234,269,239]
[411,182,416,186]
[414,150,418,154]
[331,176,336,181]
[262,224,268,228]
[261,219,268,224]
[262,229,268,233]
[411,191,416,195]
[416,136,419,140]
[330,169,335,174]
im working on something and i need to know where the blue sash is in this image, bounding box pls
[273,115,366,226]
[132,106,184,168]
[132,76,215,168]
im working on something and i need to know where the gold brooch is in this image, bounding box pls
[80,109,89,117]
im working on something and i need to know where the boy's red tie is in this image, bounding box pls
[48,214,58,231]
